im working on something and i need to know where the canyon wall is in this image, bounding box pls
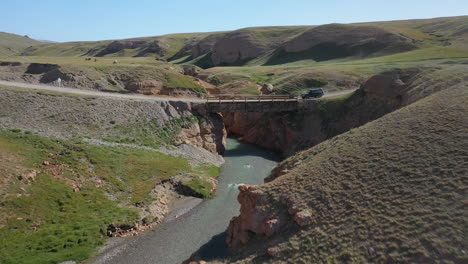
[224,68,425,157]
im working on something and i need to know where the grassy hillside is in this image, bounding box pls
[0,32,43,56]
[9,16,467,68]
[0,128,219,264]
[216,84,467,263]
[22,33,211,59]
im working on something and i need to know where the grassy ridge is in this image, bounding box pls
[0,130,218,263]
[0,32,43,56]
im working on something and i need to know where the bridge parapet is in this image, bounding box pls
[192,95,319,113]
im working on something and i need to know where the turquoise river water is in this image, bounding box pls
[91,138,280,264]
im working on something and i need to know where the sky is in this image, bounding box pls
[2,0,467,42]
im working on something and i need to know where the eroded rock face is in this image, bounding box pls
[191,33,227,59]
[126,80,165,95]
[183,65,200,77]
[26,63,59,74]
[211,31,267,66]
[361,69,419,105]
[97,40,146,56]
[226,185,285,247]
[144,40,169,56]
[226,185,317,248]
[175,113,227,155]
[223,112,304,157]
[191,41,214,59]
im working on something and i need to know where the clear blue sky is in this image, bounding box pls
[2,0,467,42]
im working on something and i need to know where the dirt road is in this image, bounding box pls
[0,80,356,102]
[0,80,205,103]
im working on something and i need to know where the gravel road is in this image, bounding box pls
[0,80,205,103]
[0,80,356,102]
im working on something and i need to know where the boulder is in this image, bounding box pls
[183,65,200,77]
[18,169,39,184]
[267,246,282,257]
[261,83,274,94]
[294,209,313,227]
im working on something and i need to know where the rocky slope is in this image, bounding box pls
[214,80,468,263]
[0,61,205,95]
[0,86,225,155]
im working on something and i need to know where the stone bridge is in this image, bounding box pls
[194,95,319,113]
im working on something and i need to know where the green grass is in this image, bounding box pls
[0,176,137,264]
[164,71,205,93]
[185,177,214,199]
[0,32,43,56]
[0,132,137,263]
[0,129,219,263]
[317,90,356,122]
[75,144,191,205]
[105,116,199,149]
[348,46,468,64]
[273,73,328,96]
[239,84,261,95]
[194,163,221,179]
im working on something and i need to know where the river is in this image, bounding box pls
[91,138,280,264]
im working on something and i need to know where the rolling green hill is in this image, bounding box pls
[0,32,44,56]
[4,16,466,69]
[22,33,212,60]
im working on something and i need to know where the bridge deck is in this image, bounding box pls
[203,94,318,113]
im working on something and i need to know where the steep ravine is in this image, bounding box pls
[223,68,432,158]
[187,67,468,264]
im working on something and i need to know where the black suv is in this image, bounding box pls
[301,88,324,99]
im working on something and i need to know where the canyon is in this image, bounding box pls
[0,14,467,264]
